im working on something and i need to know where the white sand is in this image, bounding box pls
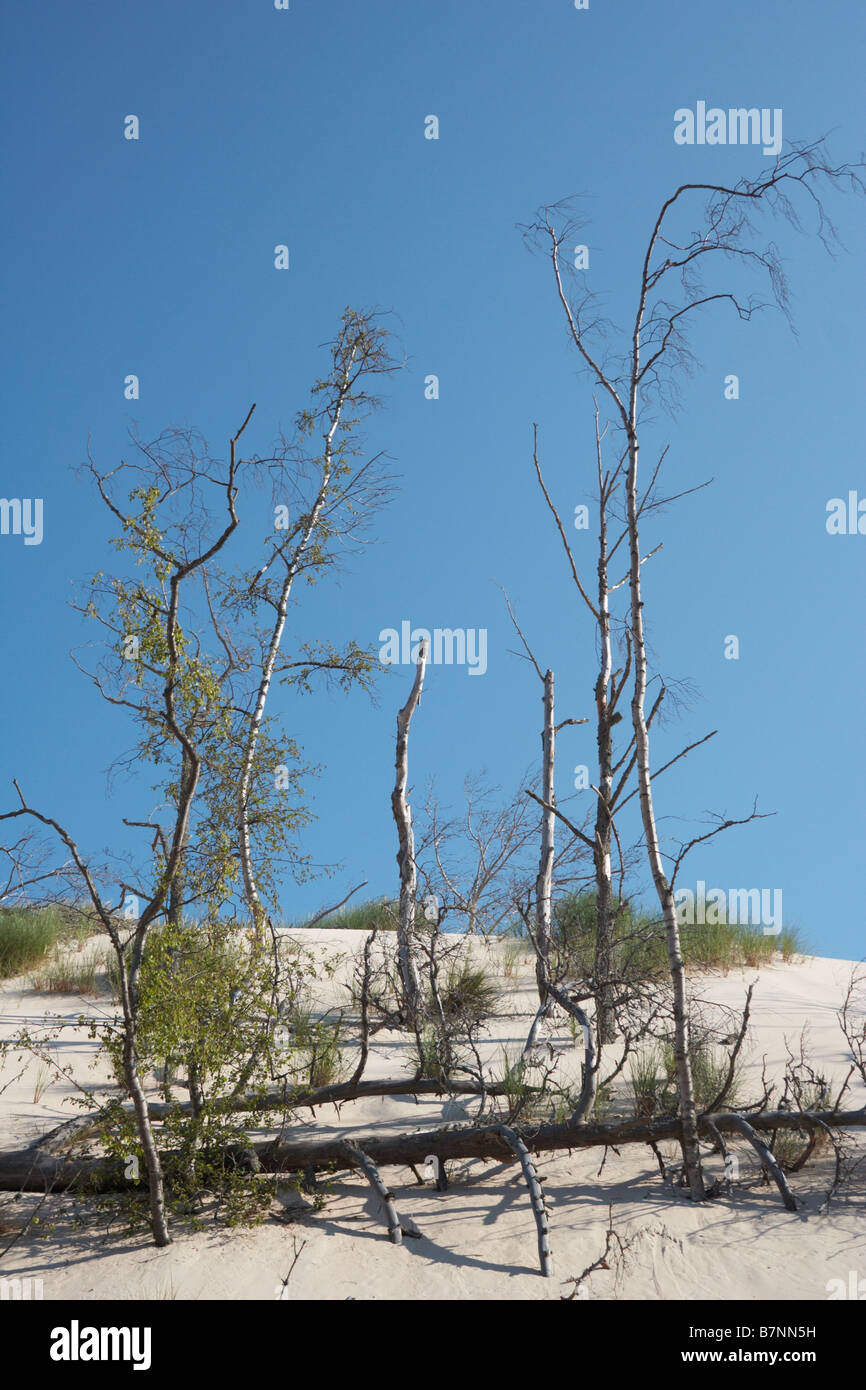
[1,932,863,1301]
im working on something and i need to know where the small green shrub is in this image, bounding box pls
[413,1025,449,1082]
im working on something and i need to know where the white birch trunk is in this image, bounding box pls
[592,467,617,1046]
[624,424,705,1201]
[391,642,426,1024]
[535,669,555,1001]
[524,670,556,1056]
[236,367,355,927]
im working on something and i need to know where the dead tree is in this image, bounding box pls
[529,412,637,1049]
[6,1106,865,1196]
[391,640,427,1025]
[535,670,556,1006]
[525,137,865,1200]
[497,592,587,1049]
[713,1114,797,1211]
[498,604,558,1006]
[418,770,572,940]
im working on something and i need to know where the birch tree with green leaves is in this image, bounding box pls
[0,307,401,1245]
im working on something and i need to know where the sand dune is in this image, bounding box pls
[1,934,863,1301]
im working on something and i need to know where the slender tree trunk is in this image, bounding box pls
[236,362,357,930]
[524,669,556,1057]
[710,1114,797,1212]
[391,642,427,1025]
[546,983,597,1122]
[535,669,555,1003]
[167,746,191,927]
[117,964,171,1246]
[236,502,325,929]
[593,481,617,1047]
[624,423,704,1201]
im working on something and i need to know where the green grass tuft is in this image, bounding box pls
[503,890,805,980]
[0,908,71,980]
[292,897,400,932]
[30,954,103,996]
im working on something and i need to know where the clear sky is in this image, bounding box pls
[1,0,863,959]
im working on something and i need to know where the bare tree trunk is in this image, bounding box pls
[391,642,427,1025]
[534,669,555,1004]
[624,423,704,1202]
[592,422,617,1047]
[592,411,619,1045]
[529,419,620,1051]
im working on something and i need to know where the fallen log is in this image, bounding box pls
[2,1107,863,1193]
[32,1076,527,1156]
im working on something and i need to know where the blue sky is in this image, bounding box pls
[0,0,863,958]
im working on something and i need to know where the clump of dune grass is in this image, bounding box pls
[495,1049,533,1123]
[661,1038,743,1112]
[502,939,529,979]
[280,1006,344,1089]
[412,1024,449,1083]
[0,908,62,979]
[31,1059,52,1104]
[0,905,97,982]
[628,1037,743,1118]
[30,954,103,996]
[503,890,804,981]
[292,897,400,932]
[630,1047,664,1117]
[437,959,499,1028]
